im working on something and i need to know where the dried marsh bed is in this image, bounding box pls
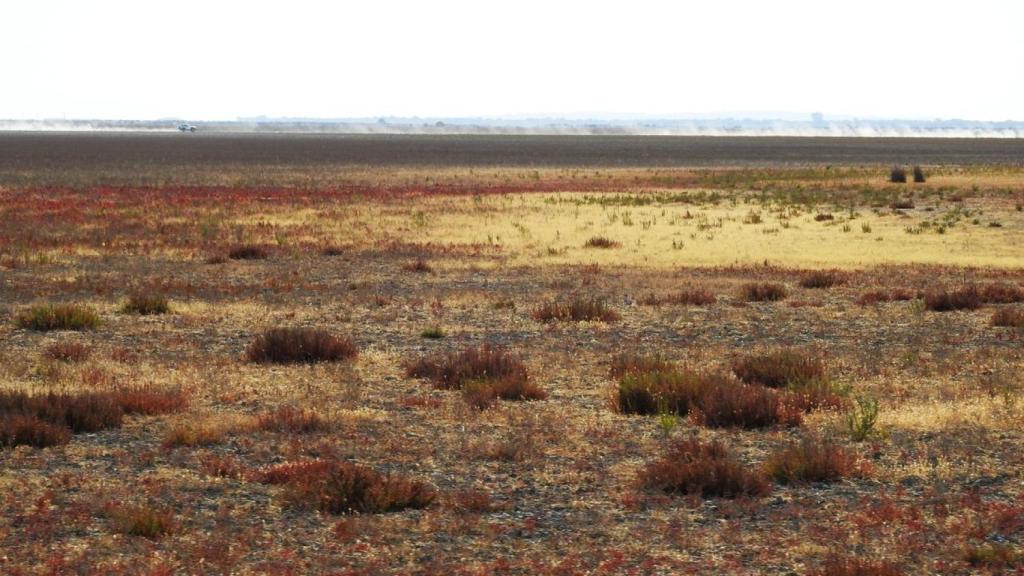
[1,165,1024,574]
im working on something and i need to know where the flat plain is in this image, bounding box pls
[1,133,1023,574]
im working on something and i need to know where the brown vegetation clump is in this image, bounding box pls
[15,303,101,331]
[406,344,545,408]
[764,437,863,484]
[693,379,803,429]
[107,503,176,539]
[403,258,434,273]
[799,270,846,289]
[638,438,771,498]
[979,283,1024,304]
[260,460,436,515]
[257,405,329,433]
[246,327,357,364]
[640,287,716,306]
[992,308,1024,328]
[227,244,269,260]
[731,349,827,389]
[912,165,926,183]
[923,286,982,312]
[813,213,835,222]
[42,341,92,363]
[0,415,72,448]
[0,391,123,435]
[615,369,720,417]
[806,554,902,576]
[889,166,908,184]
[740,282,788,302]
[856,288,915,306]
[121,291,170,315]
[531,296,620,322]
[584,236,621,248]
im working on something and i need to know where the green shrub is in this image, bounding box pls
[16,303,101,331]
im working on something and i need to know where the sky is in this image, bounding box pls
[3,1,1023,122]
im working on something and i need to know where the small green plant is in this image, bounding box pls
[844,396,880,442]
[420,326,446,339]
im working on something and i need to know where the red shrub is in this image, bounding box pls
[246,327,357,364]
[979,283,1024,304]
[856,288,915,306]
[261,460,436,514]
[227,245,268,260]
[0,390,123,434]
[584,236,620,249]
[764,437,863,484]
[112,386,188,415]
[609,352,675,379]
[407,344,545,407]
[638,438,770,498]
[694,380,803,429]
[799,270,846,289]
[992,308,1024,328]
[807,554,902,576]
[403,258,434,273]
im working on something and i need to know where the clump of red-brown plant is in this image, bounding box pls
[246,327,357,364]
[763,436,865,484]
[531,296,620,322]
[406,344,545,409]
[638,438,771,498]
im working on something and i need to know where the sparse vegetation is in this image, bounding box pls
[731,349,827,388]
[121,291,170,315]
[584,236,620,248]
[406,344,546,408]
[42,341,92,363]
[227,244,269,260]
[531,296,620,322]
[741,282,788,302]
[764,437,863,484]
[992,308,1024,328]
[260,460,436,514]
[924,286,982,311]
[638,438,770,498]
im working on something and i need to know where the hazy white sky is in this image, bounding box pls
[3,1,1022,121]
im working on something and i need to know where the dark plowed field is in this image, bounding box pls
[2,132,1023,171]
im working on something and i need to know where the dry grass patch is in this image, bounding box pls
[42,341,92,363]
[807,554,902,576]
[0,415,72,448]
[121,291,170,315]
[163,413,257,448]
[856,288,915,306]
[731,349,827,389]
[638,438,770,499]
[406,344,545,408]
[609,352,675,379]
[584,236,621,248]
[924,286,982,312]
[246,327,357,364]
[106,503,176,539]
[227,244,269,260]
[798,270,846,289]
[15,303,101,331]
[639,287,716,306]
[992,308,1024,328]
[257,405,330,433]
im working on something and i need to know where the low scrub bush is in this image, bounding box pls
[107,503,176,539]
[889,166,907,184]
[420,326,446,339]
[924,286,982,311]
[992,308,1024,328]
[693,380,803,429]
[979,283,1024,304]
[0,415,72,448]
[640,288,716,306]
[0,390,123,434]
[890,198,914,209]
[638,438,770,498]
[43,341,92,363]
[799,270,846,289]
[16,303,101,331]
[406,344,545,408]
[731,349,827,388]
[113,386,188,415]
[807,555,902,576]
[813,213,835,222]
[740,282,788,302]
[764,437,862,484]
[261,460,437,514]
[121,291,170,315]
[531,297,620,322]
[845,396,881,442]
[257,405,329,433]
[615,369,721,416]
[246,327,357,364]
[912,165,926,183]
[227,245,268,260]
[584,236,621,249]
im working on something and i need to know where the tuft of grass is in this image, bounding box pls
[406,344,545,408]
[615,369,719,417]
[799,270,846,289]
[0,390,123,435]
[246,327,357,364]
[856,288,915,306]
[813,213,835,222]
[740,282,788,302]
[992,308,1024,328]
[227,244,268,260]
[640,287,716,306]
[889,166,907,184]
[584,236,620,249]
[923,286,982,312]
[731,349,827,389]
[321,245,345,256]
[979,283,1024,304]
[693,379,803,429]
[0,415,72,448]
[260,460,437,515]
[845,396,881,442]
[112,386,188,416]
[107,503,176,539]
[16,303,101,331]
[42,341,92,363]
[764,437,862,484]
[531,296,620,322]
[257,405,329,433]
[912,165,926,183]
[420,326,446,339]
[121,291,170,315]
[638,438,771,499]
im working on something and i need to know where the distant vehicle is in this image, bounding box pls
[177,123,196,132]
